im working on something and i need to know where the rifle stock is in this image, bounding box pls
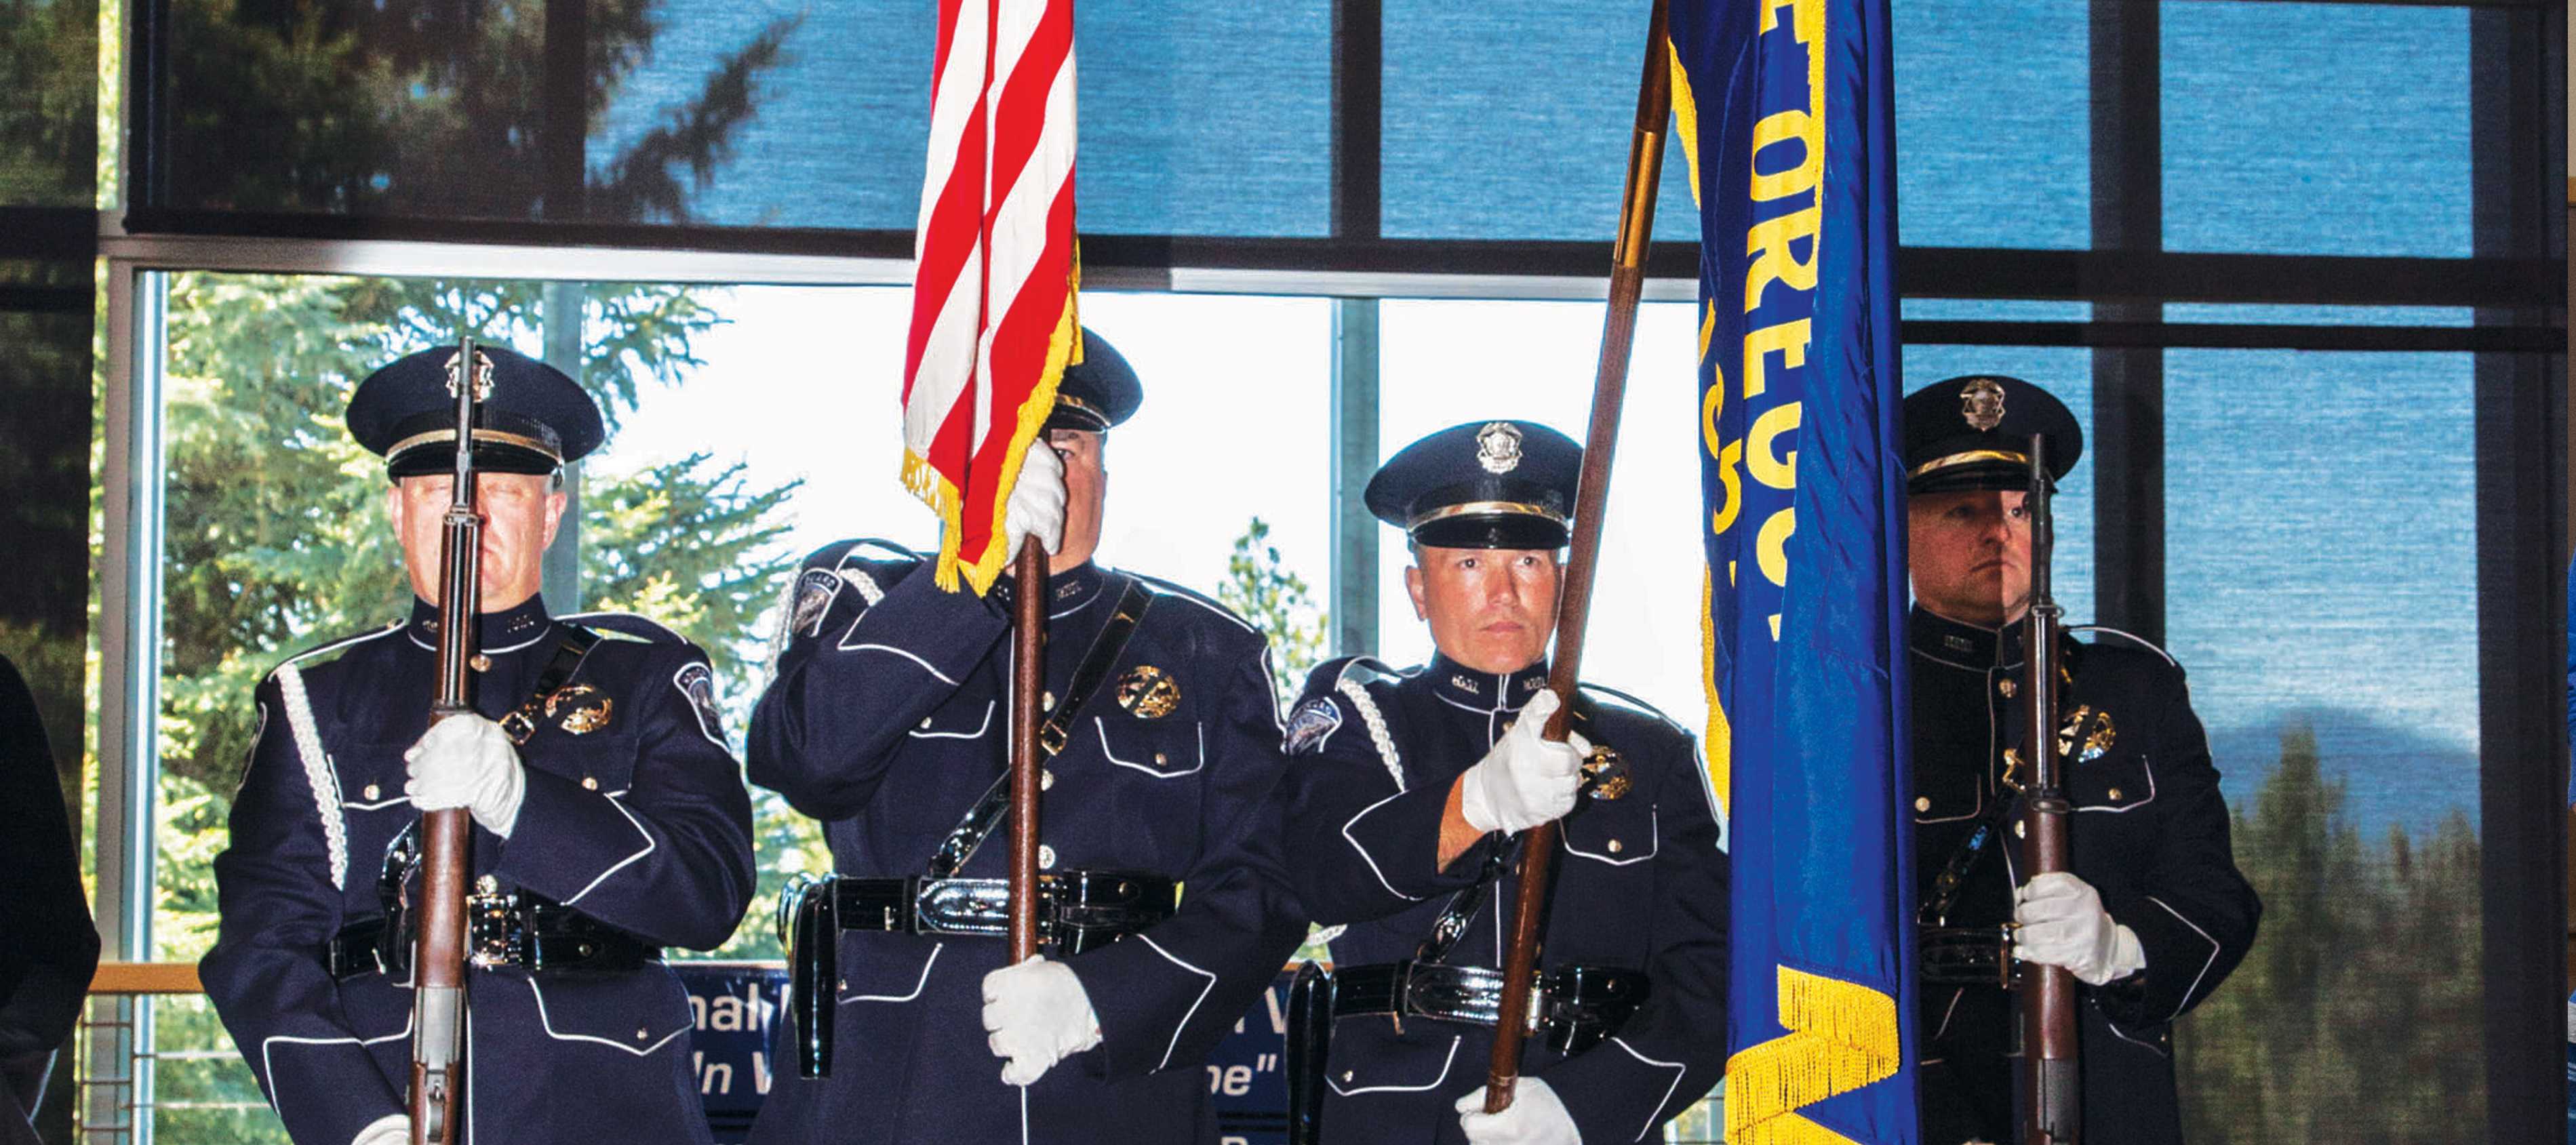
[1483,0,1670,1113]
[409,336,485,1145]
[2020,433,2080,1145]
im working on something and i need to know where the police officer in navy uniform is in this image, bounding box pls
[201,344,757,1145]
[1903,376,2261,1144]
[1277,421,1728,1145]
[744,329,1308,1144]
[0,651,98,1145]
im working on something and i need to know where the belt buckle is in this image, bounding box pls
[498,710,538,745]
[468,889,522,969]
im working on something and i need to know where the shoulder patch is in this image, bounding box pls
[1284,696,1345,756]
[673,662,727,745]
[789,567,846,636]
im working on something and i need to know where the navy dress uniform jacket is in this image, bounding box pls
[1908,608,2260,1145]
[0,652,98,1145]
[201,597,757,1145]
[1279,655,1729,1145]
[744,541,1309,1145]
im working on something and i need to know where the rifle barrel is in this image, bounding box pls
[410,336,482,1145]
[2021,433,2080,1145]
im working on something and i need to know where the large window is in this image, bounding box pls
[44,0,2567,1143]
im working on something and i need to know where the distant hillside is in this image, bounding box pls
[2203,706,2479,839]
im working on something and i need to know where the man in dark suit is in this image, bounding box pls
[1277,420,1730,1145]
[1903,374,2261,1144]
[745,329,1308,1144]
[201,344,756,1145]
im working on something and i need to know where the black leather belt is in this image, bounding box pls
[778,868,1176,1079]
[1920,924,2016,988]
[327,891,661,980]
[1322,960,1648,1054]
[785,870,1176,955]
[1285,959,1649,1145]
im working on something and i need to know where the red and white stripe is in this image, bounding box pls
[900,0,1081,595]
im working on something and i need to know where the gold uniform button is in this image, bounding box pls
[1998,678,2017,698]
[1038,845,1057,870]
[1153,752,1168,766]
[1914,796,1931,813]
[2013,820,2027,839]
[2108,787,2124,801]
[919,717,934,729]
[1043,691,1056,710]
[1042,769,1056,791]
[635,1028,649,1041]
[363,784,381,801]
[582,776,599,790]
[477,875,498,894]
[1606,839,1623,853]
[1342,1070,1354,1083]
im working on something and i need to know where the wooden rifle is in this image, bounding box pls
[408,336,485,1144]
[1483,0,1671,1113]
[2020,433,2081,1144]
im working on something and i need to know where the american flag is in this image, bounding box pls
[900,0,1082,595]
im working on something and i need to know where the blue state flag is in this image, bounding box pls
[1669,0,1919,1140]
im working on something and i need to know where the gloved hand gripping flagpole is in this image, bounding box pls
[1484,0,1673,1114]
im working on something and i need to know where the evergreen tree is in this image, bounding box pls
[2175,725,2485,1143]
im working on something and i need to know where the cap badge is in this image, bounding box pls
[444,348,497,401]
[1960,378,2006,432]
[1475,422,1525,475]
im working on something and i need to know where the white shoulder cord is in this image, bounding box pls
[1334,676,1404,791]
[273,665,349,890]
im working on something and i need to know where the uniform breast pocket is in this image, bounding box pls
[519,965,694,1057]
[526,737,637,797]
[2069,751,2157,816]
[1079,714,1205,865]
[907,696,997,741]
[1558,803,1659,870]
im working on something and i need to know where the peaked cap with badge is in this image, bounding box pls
[1903,374,2083,496]
[1366,420,1583,549]
[1042,327,1144,434]
[346,343,606,479]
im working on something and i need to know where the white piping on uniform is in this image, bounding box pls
[525,977,690,1055]
[909,701,995,740]
[1562,806,1659,866]
[256,1015,412,1115]
[1342,790,1427,902]
[1326,1035,1460,1095]
[841,943,943,1005]
[560,792,655,906]
[1605,1036,1688,1142]
[1092,717,1206,778]
[340,796,409,811]
[2076,755,2157,813]
[2144,894,2222,1022]
[1131,933,1216,1072]
[273,665,349,890]
[836,641,962,684]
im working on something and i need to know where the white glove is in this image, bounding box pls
[980,955,1102,1086]
[2013,871,2145,986]
[1458,690,1591,835]
[349,1113,410,1145]
[1002,439,1068,557]
[404,712,528,839]
[1455,1077,1583,1145]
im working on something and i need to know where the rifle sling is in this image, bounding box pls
[926,578,1157,879]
